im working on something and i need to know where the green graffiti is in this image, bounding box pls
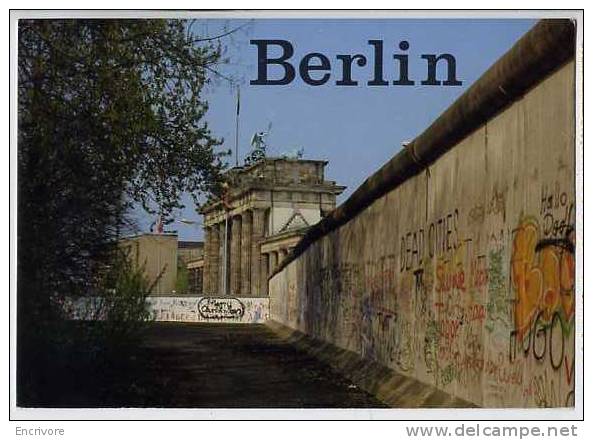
[424,318,439,374]
[440,364,458,387]
[485,248,509,332]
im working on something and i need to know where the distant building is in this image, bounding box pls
[199,157,345,296]
[177,240,204,264]
[118,158,344,297]
[119,234,204,295]
[119,233,178,295]
[178,241,204,296]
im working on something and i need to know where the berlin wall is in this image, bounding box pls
[268,20,577,408]
[147,296,269,324]
[65,296,269,324]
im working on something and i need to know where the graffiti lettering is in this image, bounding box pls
[198,297,245,319]
[511,218,575,341]
[436,260,465,293]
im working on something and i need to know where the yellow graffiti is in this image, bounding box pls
[511,218,575,340]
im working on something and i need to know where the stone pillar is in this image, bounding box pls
[203,226,213,294]
[260,252,269,296]
[279,248,288,264]
[197,267,203,295]
[270,251,278,275]
[210,224,220,295]
[251,209,266,296]
[240,211,252,296]
[230,215,242,295]
[219,221,228,295]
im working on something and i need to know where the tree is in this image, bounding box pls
[17,19,232,404]
[175,262,190,295]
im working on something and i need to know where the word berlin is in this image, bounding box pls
[250,39,462,87]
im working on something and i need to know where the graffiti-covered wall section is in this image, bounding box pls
[269,26,576,407]
[147,296,269,324]
[66,296,269,324]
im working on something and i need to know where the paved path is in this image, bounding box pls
[134,322,386,408]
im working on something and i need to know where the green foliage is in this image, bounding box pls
[18,19,228,299]
[175,262,190,294]
[18,248,157,406]
[17,19,232,404]
[92,249,155,350]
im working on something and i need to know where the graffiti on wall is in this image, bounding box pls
[266,54,579,408]
[508,197,575,407]
[510,218,574,343]
[270,180,576,407]
[65,296,269,324]
[150,296,269,323]
[198,297,245,320]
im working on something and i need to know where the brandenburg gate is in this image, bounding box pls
[199,157,345,296]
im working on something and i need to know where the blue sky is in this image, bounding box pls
[137,18,536,240]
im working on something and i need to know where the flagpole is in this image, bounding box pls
[235,85,240,167]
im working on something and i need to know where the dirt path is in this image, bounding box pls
[129,322,386,408]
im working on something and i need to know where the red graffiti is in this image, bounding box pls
[469,257,489,289]
[436,262,466,293]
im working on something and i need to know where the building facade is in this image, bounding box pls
[119,234,205,295]
[119,233,179,294]
[177,240,204,295]
[199,158,345,296]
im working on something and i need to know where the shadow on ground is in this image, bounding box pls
[30,322,387,408]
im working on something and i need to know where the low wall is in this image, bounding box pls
[269,20,576,408]
[147,296,269,324]
[65,296,270,324]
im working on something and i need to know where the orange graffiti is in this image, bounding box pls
[511,219,575,340]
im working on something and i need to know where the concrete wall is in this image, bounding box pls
[147,296,269,324]
[65,295,269,324]
[269,55,576,407]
